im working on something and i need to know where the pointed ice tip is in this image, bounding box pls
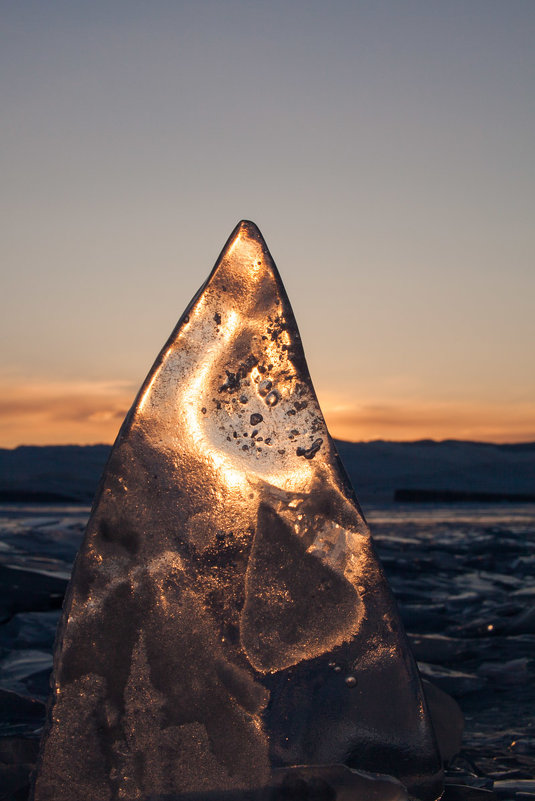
[230,219,266,248]
[213,219,277,291]
[236,219,262,236]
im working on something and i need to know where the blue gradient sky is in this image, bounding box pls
[2,1,534,445]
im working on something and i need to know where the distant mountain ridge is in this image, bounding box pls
[1,440,534,507]
[335,439,535,504]
[0,445,110,503]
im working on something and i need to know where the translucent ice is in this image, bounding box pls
[33,222,442,801]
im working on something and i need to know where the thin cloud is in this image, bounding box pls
[0,378,136,447]
[1,378,533,447]
[322,399,535,444]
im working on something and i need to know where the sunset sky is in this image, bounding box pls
[2,1,534,447]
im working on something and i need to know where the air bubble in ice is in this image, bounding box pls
[265,390,279,407]
[258,379,272,397]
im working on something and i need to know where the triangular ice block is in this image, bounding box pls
[33,222,443,801]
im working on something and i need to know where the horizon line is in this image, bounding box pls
[3,436,535,451]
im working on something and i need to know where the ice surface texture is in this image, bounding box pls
[33,222,442,801]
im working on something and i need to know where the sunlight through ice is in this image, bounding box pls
[33,221,443,801]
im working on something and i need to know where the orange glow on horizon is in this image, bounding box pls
[0,378,136,448]
[0,377,534,448]
[321,398,535,444]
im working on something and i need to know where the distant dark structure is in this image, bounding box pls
[33,222,442,801]
[3,441,535,507]
[395,489,535,503]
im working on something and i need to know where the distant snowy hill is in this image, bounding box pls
[0,445,110,503]
[335,439,535,504]
[1,440,534,507]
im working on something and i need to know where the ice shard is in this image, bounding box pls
[33,221,443,801]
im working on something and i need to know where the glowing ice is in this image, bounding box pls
[33,222,442,801]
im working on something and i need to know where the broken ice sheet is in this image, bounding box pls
[33,222,442,801]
